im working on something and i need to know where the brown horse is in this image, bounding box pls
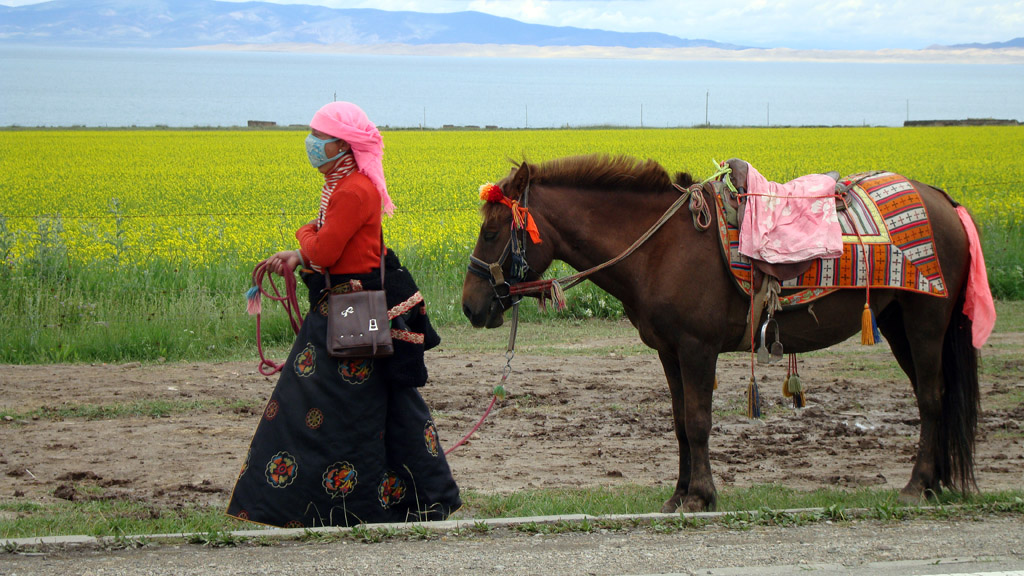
[461,154,982,513]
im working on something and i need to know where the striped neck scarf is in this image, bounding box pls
[317,153,358,229]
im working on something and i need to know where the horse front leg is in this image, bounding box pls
[657,350,691,513]
[659,346,718,513]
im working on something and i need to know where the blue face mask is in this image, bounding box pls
[305,134,347,167]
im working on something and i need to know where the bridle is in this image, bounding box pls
[466,171,541,309]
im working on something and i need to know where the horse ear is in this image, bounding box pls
[508,161,532,201]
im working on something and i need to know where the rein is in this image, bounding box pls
[509,180,713,300]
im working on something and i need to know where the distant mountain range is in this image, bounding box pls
[1,0,1018,53]
[0,0,746,50]
[935,38,1024,49]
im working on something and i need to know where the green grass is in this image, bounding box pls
[3,485,1021,542]
[0,500,248,541]
[984,221,1024,300]
[0,398,260,423]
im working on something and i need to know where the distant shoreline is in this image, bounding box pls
[187,42,1024,65]
[4,121,1020,131]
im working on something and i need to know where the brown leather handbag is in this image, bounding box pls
[325,250,393,359]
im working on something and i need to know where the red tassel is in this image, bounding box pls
[246,285,261,316]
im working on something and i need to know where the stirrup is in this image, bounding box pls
[757,316,784,364]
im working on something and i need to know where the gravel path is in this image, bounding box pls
[4,514,1023,575]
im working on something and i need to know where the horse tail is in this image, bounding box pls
[938,282,980,493]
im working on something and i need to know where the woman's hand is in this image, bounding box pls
[265,250,301,276]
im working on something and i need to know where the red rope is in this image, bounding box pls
[444,394,499,456]
[250,261,303,376]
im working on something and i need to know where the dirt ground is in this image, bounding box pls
[1,328,1022,516]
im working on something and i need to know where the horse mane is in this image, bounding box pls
[482,154,695,220]
[528,154,694,193]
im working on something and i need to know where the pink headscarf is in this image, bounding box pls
[310,101,395,216]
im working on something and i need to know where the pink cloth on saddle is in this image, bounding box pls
[956,206,996,348]
[738,163,843,264]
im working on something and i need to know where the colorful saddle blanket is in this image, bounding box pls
[716,171,948,307]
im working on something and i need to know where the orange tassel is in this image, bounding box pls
[861,303,876,345]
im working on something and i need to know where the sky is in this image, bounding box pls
[2,0,1022,50]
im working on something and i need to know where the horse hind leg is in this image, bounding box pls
[878,292,979,503]
[875,305,940,501]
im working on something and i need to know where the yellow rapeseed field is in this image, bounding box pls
[1,127,1022,273]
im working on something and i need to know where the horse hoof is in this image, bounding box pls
[660,498,682,513]
[679,496,709,513]
[898,488,925,506]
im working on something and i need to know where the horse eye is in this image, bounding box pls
[482,229,499,242]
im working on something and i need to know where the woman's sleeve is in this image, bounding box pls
[296,187,368,270]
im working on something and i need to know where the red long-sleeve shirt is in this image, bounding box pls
[296,172,382,274]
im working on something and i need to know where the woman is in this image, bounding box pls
[226,102,461,527]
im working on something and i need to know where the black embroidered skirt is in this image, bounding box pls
[226,271,461,528]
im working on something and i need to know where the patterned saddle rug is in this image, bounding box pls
[715,171,948,307]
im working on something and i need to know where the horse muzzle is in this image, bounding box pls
[462,296,506,329]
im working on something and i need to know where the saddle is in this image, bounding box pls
[718,158,841,286]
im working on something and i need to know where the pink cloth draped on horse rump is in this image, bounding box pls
[956,205,996,348]
[738,163,843,264]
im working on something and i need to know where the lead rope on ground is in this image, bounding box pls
[444,301,517,455]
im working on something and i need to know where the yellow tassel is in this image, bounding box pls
[747,377,761,419]
[782,374,792,398]
[861,303,876,345]
[788,374,802,395]
[713,374,718,390]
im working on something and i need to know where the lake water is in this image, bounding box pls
[2,45,1022,129]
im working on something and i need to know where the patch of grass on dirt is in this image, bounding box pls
[0,398,260,422]
[984,385,1024,412]
[439,318,650,356]
[463,484,671,518]
[0,500,248,540]
[993,300,1024,332]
